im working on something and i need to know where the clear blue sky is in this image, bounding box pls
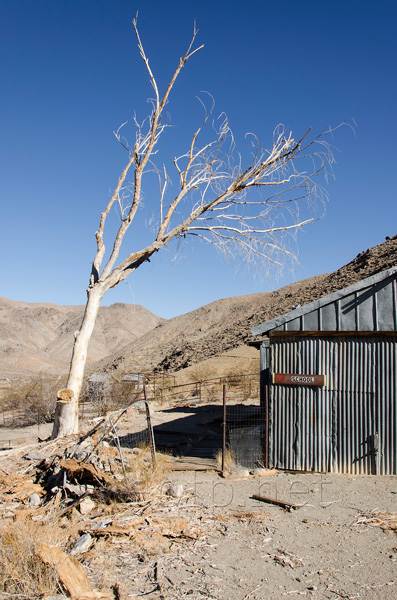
[1,0,396,319]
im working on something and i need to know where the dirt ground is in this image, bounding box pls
[1,406,396,600]
[82,470,396,600]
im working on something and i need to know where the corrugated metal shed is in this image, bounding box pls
[252,266,397,475]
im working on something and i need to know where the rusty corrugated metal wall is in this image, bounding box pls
[269,334,396,474]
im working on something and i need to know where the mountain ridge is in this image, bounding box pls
[0,300,164,378]
[1,235,396,379]
[96,235,397,375]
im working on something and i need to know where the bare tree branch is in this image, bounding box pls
[53,20,346,438]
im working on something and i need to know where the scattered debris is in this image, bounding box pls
[37,543,112,599]
[2,398,396,599]
[274,554,299,568]
[0,414,225,599]
[251,493,301,511]
[353,511,397,534]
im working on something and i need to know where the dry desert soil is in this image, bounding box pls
[0,404,396,600]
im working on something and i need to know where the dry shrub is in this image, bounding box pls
[187,365,216,383]
[5,375,64,427]
[82,377,148,416]
[0,519,64,599]
[222,369,259,400]
[215,446,236,472]
[120,448,171,501]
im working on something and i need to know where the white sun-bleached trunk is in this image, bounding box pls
[51,19,343,437]
[52,286,103,437]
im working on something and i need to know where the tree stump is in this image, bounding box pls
[51,388,77,438]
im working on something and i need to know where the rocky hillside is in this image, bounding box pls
[0,300,164,377]
[97,235,397,376]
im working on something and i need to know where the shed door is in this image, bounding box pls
[268,335,385,474]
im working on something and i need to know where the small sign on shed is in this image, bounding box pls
[272,373,326,386]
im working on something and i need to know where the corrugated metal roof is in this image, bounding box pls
[88,373,113,383]
[252,265,397,335]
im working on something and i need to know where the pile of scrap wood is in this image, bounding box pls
[0,420,223,600]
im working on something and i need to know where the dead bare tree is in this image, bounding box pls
[52,20,340,437]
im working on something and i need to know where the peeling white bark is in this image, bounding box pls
[52,286,103,437]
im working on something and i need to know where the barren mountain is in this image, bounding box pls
[0,300,164,378]
[1,236,396,380]
[97,235,397,376]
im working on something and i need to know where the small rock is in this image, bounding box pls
[64,482,94,497]
[79,497,96,515]
[231,468,250,478]
[64,482,85,497]
[250,468,268,475]
[165,483,184,498]
[28,493,41,506]
[71,533,93,555]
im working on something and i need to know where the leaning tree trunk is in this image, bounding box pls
[52,285,103,438]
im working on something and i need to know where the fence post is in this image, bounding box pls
[109,415,126,478]
[260,340,270,469]
[222,384,226,473]
[143,385,157,466]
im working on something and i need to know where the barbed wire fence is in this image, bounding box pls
[146,373,260,406]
